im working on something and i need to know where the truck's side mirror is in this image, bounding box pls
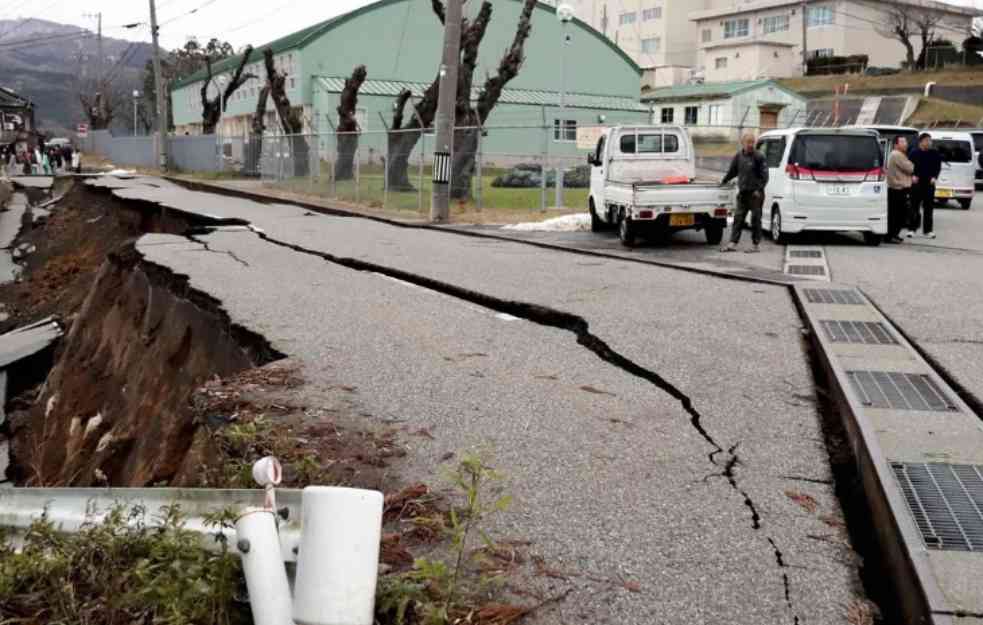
[587,153,597,167]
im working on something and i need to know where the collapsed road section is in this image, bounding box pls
[29,174,875,624]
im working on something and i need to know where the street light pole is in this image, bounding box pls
[133,90,140,136]
[215,76,228,171]
[429,0,463,223]
[555,4,574,209]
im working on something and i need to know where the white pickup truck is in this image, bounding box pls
[587,125,734,247]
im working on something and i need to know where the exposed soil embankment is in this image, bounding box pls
[9,243,282,486]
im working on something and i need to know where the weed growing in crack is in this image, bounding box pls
[375,453,517,625]
[0,504,247,625]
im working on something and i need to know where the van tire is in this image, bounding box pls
[959,198,973,210]
[705,221,725,245]
[619,214,636,247]
[589,199,605,231]
[770,209,786,244]
[863,232,883,246]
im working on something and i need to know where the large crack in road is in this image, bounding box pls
[196,225,803,624]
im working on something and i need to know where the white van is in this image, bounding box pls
[965,129,983,190]
[850,125,919,161]
[756,128,887,245]
[922,130,976,210]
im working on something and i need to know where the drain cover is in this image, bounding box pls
[892,462,983,552]
[787,265,826,276]
[821,320,898,345]
[789,250,823,259]
[847,371,958,411]
[804,289,864,305]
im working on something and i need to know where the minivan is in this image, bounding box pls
[968,130,983,190]
[850,125,919,161]
[921,130,976,210]
[756,128,887,245]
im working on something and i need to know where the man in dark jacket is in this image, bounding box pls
[720,132,769,253]
[908,133,943,239]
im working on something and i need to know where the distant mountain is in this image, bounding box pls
[0,18,153,134]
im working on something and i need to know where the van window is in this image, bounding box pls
[757,138,787,168]
[934,139,973,163]
[789,134,882,171]
[971,133,983,153]
[621,133,680,154]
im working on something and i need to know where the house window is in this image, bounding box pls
[661,107,674,123]
[715,57,728,69]
[812,48,834,58]
[554,119,577,142]
[723,18,749,39]
[620,12,636,25]
[702,29,712,43]
[807,6,833,28]
[290,77,296,89]
[642,7,662,21]
[762,14,789,34]
[641,37,661,54]
[708,105,723,126]
[685,106,698,125]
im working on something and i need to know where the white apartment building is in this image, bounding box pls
[691,0,980,83]
[541,0,705,85]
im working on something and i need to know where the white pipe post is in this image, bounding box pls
[292,487,384,625]
[235,509,294,625]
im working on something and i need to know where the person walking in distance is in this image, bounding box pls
[885,135,914,244]
[720,132,769,253]
[908,133,942,240]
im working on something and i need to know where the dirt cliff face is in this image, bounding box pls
[9,245,280,487]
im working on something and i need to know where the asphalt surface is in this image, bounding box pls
[93,176,863,624]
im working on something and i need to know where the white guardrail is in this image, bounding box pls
[0,486,305,562]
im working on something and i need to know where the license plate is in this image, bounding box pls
[669,213,695,227]
[826,185,851,196]
[936,188,954,198]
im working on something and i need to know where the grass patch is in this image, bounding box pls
[779,67,983,94]
[907,97,983,126]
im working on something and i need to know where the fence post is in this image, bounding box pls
[475,121,483,213]
[418,132,426,214]
[326,118,337,199]
[378,113,391,210]
[355,142,361,205]
[541,106,548,212]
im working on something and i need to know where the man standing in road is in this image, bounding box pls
[886,135,914,244]
[720,132,769,253]
[908,133,942,240]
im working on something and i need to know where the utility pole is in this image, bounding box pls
[429,0,463,223]
[801,0,809,76]
[97,13,103,84]
[149,0,168,171]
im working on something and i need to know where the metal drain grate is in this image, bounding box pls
[804,289,864,305]
[892,462,983,552]
[847,371,958,412]
[787,265,827,276]
[821,320,899,345]
[789,250,823,259]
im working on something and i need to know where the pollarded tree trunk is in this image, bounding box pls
[335,65,366,181]
[450,0,537,200]
[246,85,270,177]
[201,46,256,135]
[263,47,309,177]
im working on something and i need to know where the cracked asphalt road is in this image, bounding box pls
[100,176,861,624]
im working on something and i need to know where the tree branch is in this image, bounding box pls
[337,64,367,133]
[392,89,413,131]
[477,0,536,122]
[223,45,255,107]
[432,0,445,23]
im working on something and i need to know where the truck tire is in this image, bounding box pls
[619,215,636,247]
[863,232,882,246]
[589,199,604,232]
[770,209,786,244]
[705,220,725,245]
[960,198,973,210]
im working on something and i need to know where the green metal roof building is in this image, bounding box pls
[169,0,649,162]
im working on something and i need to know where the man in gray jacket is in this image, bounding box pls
[720,132,769,253]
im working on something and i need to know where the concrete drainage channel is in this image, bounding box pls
[795,284,983,624]
[785,245,831,282]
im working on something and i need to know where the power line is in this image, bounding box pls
[159,0,220,27]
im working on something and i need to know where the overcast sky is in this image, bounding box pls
[2,0,982,50]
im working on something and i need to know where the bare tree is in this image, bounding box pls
[387,1,492,191]
[873,1,917,69]
[245,85,270,176]
[200,45,256,134]
[913,8,946,69]
[335,64,367,181]
[79,91,120,131]
[262,47,309,176]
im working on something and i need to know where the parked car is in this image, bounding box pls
[755,128,887,246]
[849,125,919,161]
[921,130,976,210]
[968,129,983,190]
[587,125,733,247]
